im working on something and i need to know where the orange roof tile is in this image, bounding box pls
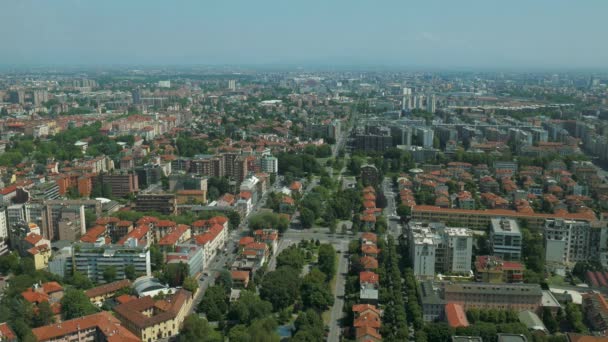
[32,311,140,342]
[446,303,469,328]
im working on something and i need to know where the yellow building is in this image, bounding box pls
[115,289,192,341]
[27,244,51,270]
[176,189,207,204]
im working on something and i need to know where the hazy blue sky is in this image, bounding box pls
[1,0,607,69]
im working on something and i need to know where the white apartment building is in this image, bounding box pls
[544,219,602,265]
[261,155,278,174]
[408,222,474,278]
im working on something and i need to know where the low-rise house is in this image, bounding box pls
[22,282,63,321]
[360,256,378,271]
[231,270,250,289]
[254,229,279,255]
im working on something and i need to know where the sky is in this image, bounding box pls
[1,0,607,70]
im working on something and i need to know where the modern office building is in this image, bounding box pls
[490,218,522,261]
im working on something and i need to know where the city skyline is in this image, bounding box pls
[1,0,608,70]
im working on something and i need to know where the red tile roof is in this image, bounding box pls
[32,311,140,342]
[117,225,149,245]
[158,225,190,246]
[231,270,250,281]
[239,237,255,246]
[360,256,378,270]
[80,225,106,243]
[359,271,379,285]
[446,303,469,328]
[85,279,131,299]
[361,233,377,243]
[24,233,43,246]
[114,289,191,330]
[0,322,16,340]
[354,311,381,328]
[42,282,63,294]
[412,205,597,221]
[361,244,379,255]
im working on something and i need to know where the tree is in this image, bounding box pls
[216,269,233,290]
[61,289,98,320]
[542,307,558,333]
[162,263,189,287]
[276,245,306,271]
[247,317,281,342]
[228,291,273,325]
[301,276,334,310]
[84,209,96,229]
[33,300,54,327]
[124,265,137,281]
[260,266,301,311]
[183,276,198,294]
[178,314,222,342]
[149,244,164,272]
[341,223,348,235]
[300,208,315,229]
[294,310,324,341]
[0,252,20,274]
[102,266,117,283]
[396,204,411,218]
[198,286,228,321]
[65,271,93,290]
[317,244,336,280]
[249,211,290,233]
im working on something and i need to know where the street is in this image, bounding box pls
[382,177,402,239]
[327,240,349,342]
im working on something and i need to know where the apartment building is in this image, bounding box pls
[135,193,177,215]
[544,218,602,265]
[69,241,151,283]
[96,172,139,198]
[411,205,596,230]
[408,222,474,277]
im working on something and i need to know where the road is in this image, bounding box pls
[190,226,244,314]
[327,240,349,342]
[382,177,402,239]
[189,176,282,314]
